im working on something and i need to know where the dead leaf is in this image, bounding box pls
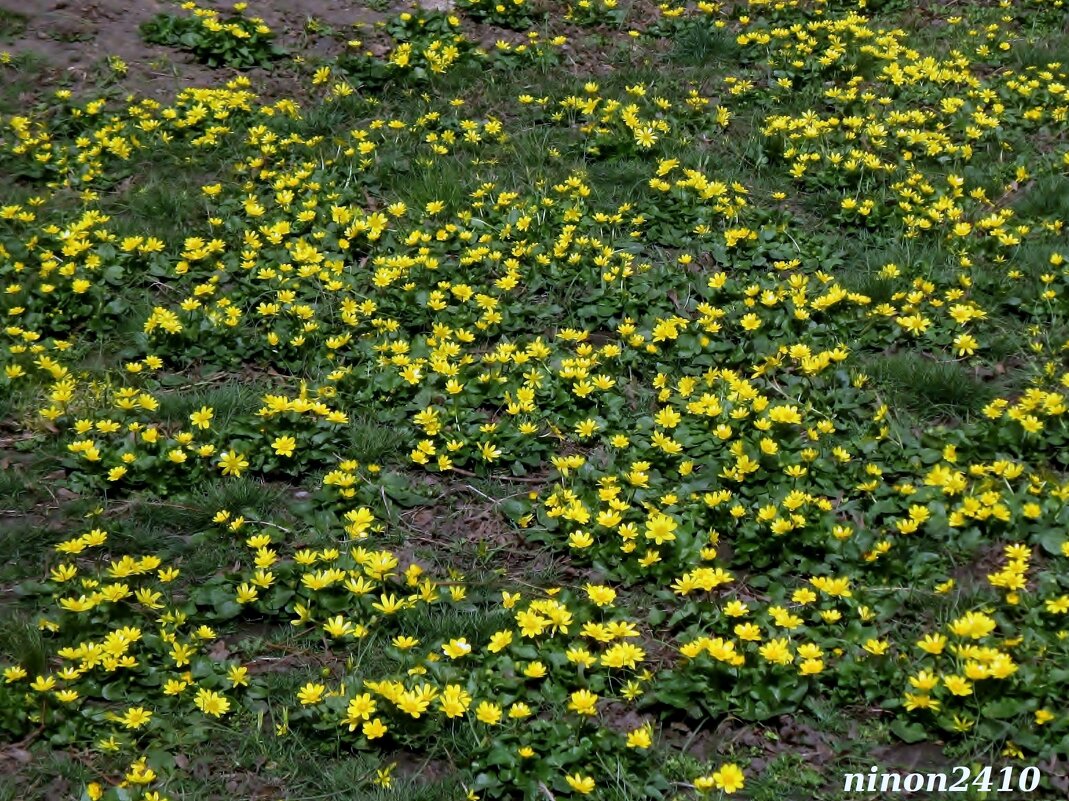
[208,640,230,662]
[4,747,32,764]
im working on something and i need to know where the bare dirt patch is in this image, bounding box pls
[0,0,386,101]
[4,0,217,97]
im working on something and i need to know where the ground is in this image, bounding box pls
[3,0,390,100]
[1,0,1069,799]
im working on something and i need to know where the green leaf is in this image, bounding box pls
[101,683,125,701]
[889,719,928,743]
[1038,529,1065,556]
[213,600,242,620]
[982,699,1020,720]
[500,498,527,520]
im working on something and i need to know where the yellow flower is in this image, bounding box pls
[125,758,156,785]
[522,660,547,678]
[568,689,598,715]
[298,682,327,705]
[758,639,793,665]
[323,616,354,638]
[943,675,973,696]
[344,694,377,730]
[584,584,616,606]
[363,718,387,739]
[712,763,745,794]
[634,127,657,148]
[227,665,249,687]
[568,530,593,548]
[438,685,471,719]
[372,593,405,615]
[953,333,979,357]
[235,583,259,604]
[117,706,153,729]
[916,633,947,654]
[903,693,939,711]
[190,406,213,429]
[442,638,472,659]
[949,611,996,639]
[194,688,230,717]
[601,642,645,669]
[626,724,652,748]
[799,658,824,675]
[740,313,761,331]
[565,774,595,795]
[272,435,297,457]
[644,512,677,545]
[218,449,249,477]
[487,630,514,653]
[724,600,749,617]
[475,701,502,724]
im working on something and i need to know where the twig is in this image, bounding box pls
[10,723,45,749]
[245,519,297,536]
[0,434,37,447]
[990,179,1031,211]
[537,782,556,801]
[681,715,709,755]
[104,499,199,516]
[379,485,393,522]
[449,466,547,484]
[152,374,232,391]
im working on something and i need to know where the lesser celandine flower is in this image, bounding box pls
[194,689,230,717]
[3,17,1069,796]
[565,774,595,794]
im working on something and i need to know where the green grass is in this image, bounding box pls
[0,509,55,559]
[669,21,740,65]
[126,476,290,531]
[154,382,269,429]
[108,478,294,583]
[745,753,826,801]
[0,383,34,429]
[0,8,26,41]
[0,52,51,118]
[372,151,470,211]
[0,750,92,801]
[1012,174,1069,221]
[0,461,48,514]
[346,415,409,464]
[863,352,996,421]
[863,351,997,420]
[104,161,214,239]
[297,92,377,137]
[0,614,45,676]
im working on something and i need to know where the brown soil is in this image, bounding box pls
[0,0,388,102]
